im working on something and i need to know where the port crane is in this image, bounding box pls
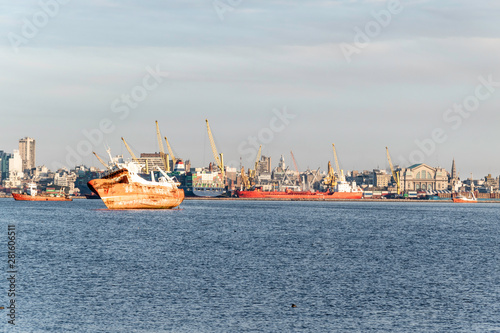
[155,121,170,172]
[240,167,251,189]
[164,136,176,167]
[248,145,262,185]
[205,119,225,179]
[323,161,337,189]
[332,143,344,181]
[92,152,110,170]
[385,147,401,195]
[121,137,140,163]
[290,151,302,187]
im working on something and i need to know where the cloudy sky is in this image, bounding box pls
[1,0,499,177]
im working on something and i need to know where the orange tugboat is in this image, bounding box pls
[12,183,72,201]
[87,162,184,209]
[453,192,477,203]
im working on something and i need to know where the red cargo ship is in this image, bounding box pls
[236,180,363,200]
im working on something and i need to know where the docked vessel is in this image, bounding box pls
[87,162,184,209]
[236,180,363,200]
[179,168,227,198]
[13,183,72,202]
[453,192,477,203]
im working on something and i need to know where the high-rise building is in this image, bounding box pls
[19,137,36,172]
[0,150,13,181]
[256,156,272,174]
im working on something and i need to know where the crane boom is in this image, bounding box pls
[249,145,262,179]
[254,145,262,170]
[386,147,401,195]
[92,152,109,169]
[290,151,301,185]
[121,137,139,162]
[155,121,170,172]
[164,136,176,166]
[332,143,343,180]
[205,119,224,178]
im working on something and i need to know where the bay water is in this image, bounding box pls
[1,199,499,332]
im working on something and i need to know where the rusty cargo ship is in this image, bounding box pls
[88,162,184,209]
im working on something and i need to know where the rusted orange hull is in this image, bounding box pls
[452,198,477,203]
[12,193,72,201]
[88,176,184,210]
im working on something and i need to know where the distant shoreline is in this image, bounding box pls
[2,196,499,203]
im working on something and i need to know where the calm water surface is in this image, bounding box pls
[1,199,500,332]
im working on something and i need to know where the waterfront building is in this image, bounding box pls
[54,170,77,194]
[0,150,13,181]
[400,163,449,191]
[2,150,23,188]
[19,137,36,173]
[483,174,499,192]
[256,156,272,175]
[373,169,392,188]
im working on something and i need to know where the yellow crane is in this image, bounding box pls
[323,161,337,188]
[240,167,251,189]
[164,136,176,167]
[121,137,140,163]
[386,147,401,195]
[92,152,110,169]
[332,143,344,181]
[205,119,224,179]
[155,121,170,172]
[249,145,262,180]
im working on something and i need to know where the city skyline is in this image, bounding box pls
[1,1,500,177]
[0,133,495,182]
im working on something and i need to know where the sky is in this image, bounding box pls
[1,0,499,178]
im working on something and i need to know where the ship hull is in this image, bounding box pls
[235,190,363,200]
[181,187,226,198]
[12,193,72,201]
[88,176,184,210]
[452,198,477,203]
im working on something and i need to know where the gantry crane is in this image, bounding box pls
[155,121,170,172]
[205,119,225,179]
[121,137,140,163]
[386,147,401,195]
[92,152,110,170]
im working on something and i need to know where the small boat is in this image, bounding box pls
[13,183,72,201]
[87,162,184,209]
[453,192,477,203]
